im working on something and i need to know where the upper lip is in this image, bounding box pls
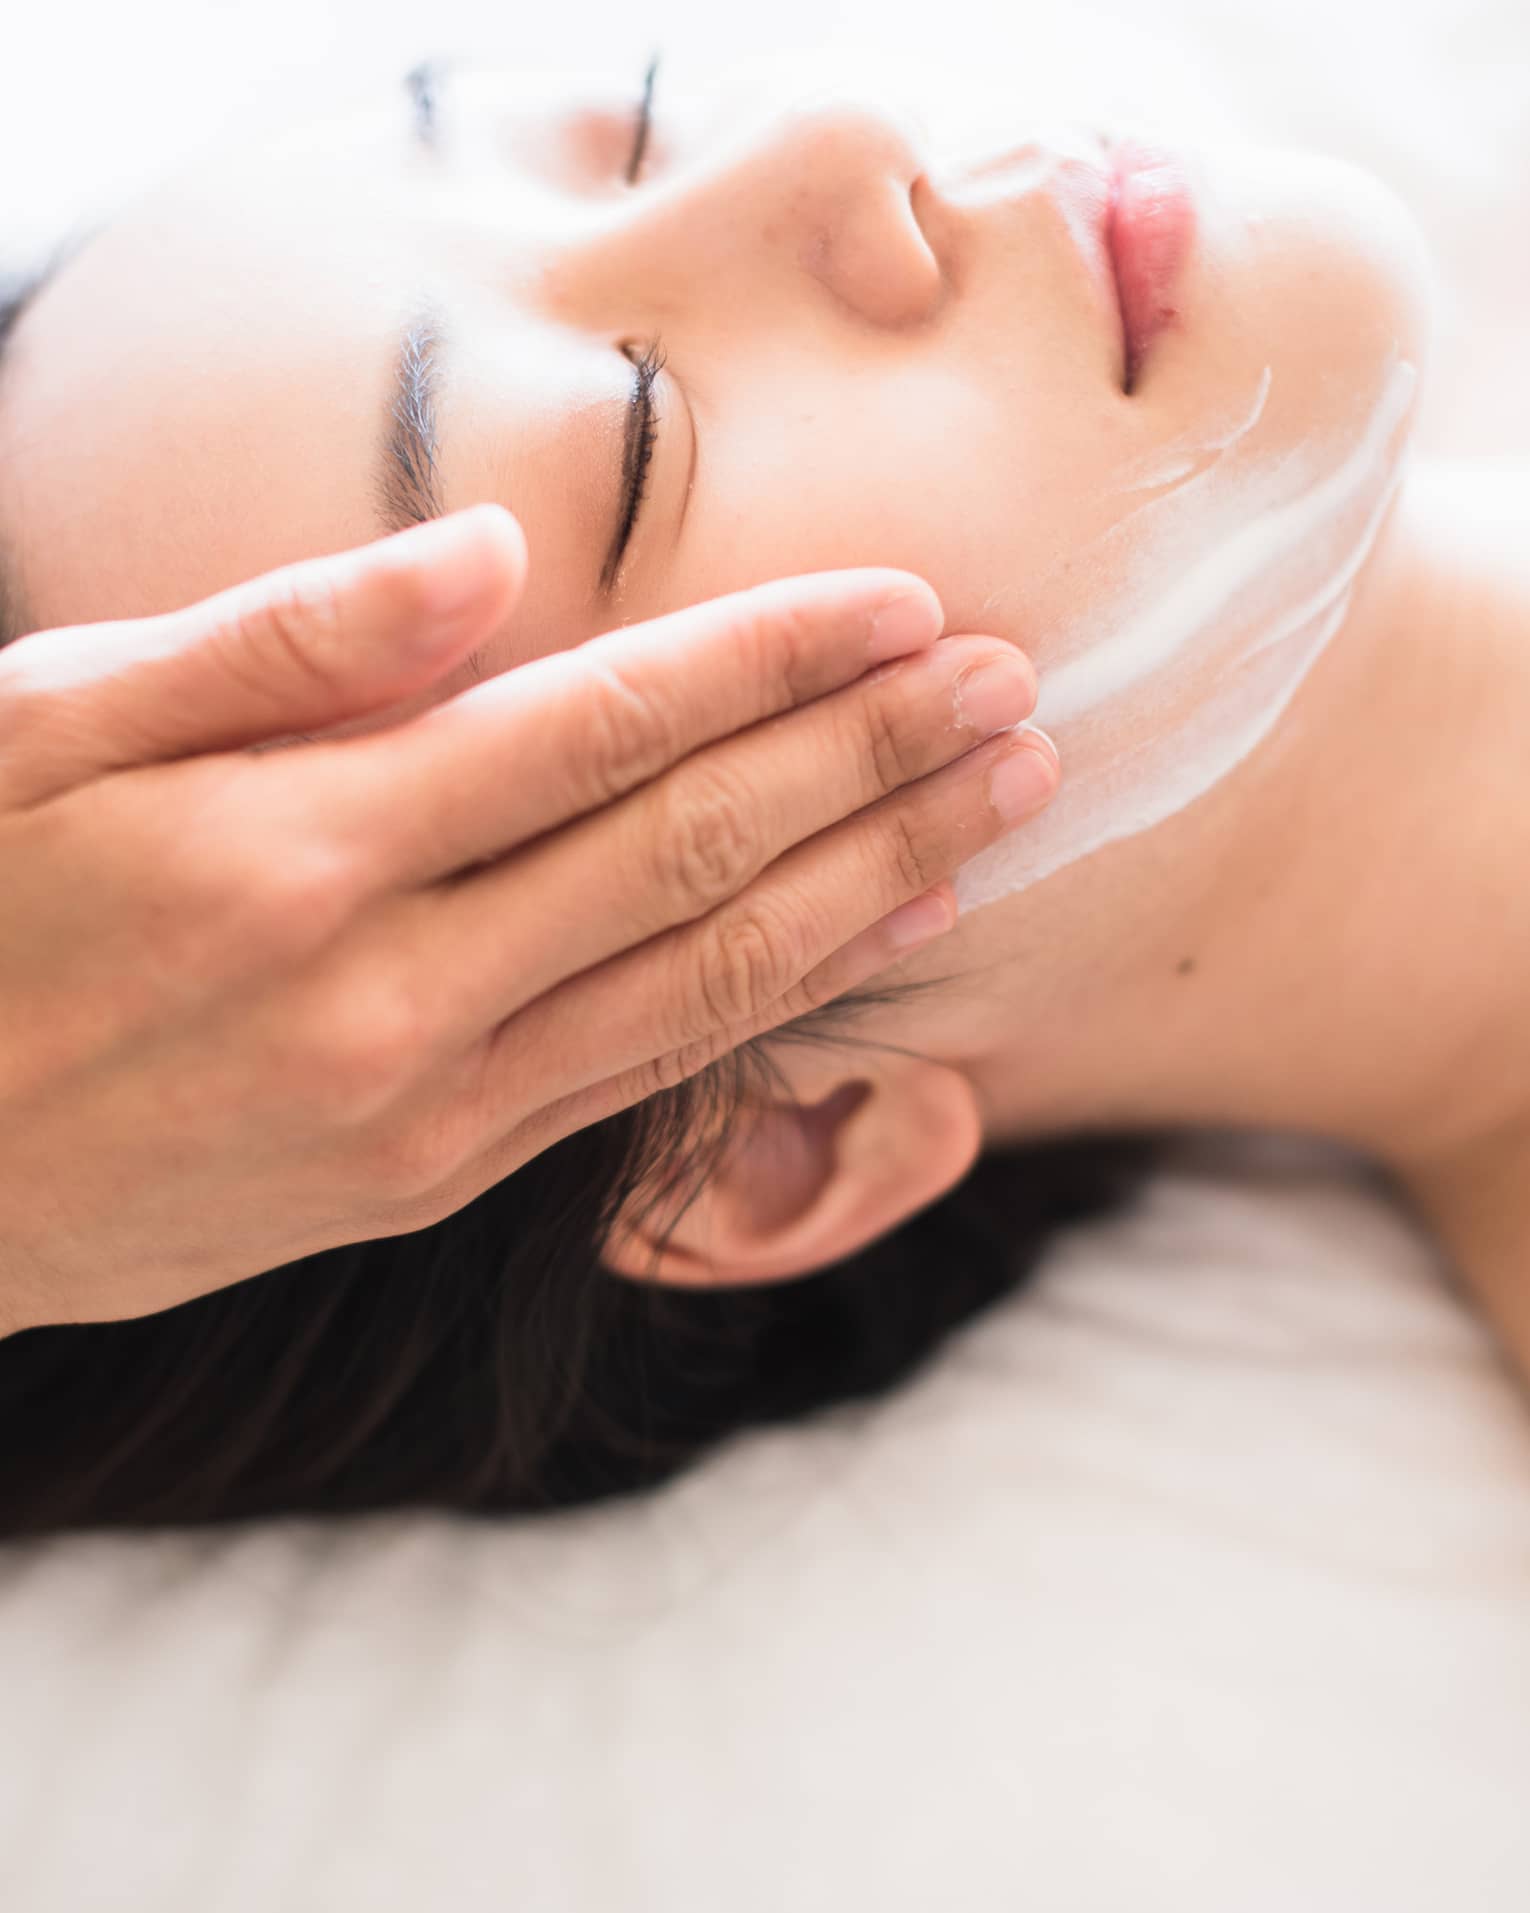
[940,132,1128,385]
[1045,139,1127,385]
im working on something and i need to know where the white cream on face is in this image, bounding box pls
[1112,365,1272,494]
[953,351,1418,912]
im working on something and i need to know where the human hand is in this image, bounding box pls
[0,505,1057,1332]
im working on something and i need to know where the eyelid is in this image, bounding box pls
[604,342,666,593]
[405,60,672,189]
[403,57,673,595]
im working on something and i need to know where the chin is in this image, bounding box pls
[1172,138,1437,454]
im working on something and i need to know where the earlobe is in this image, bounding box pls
[601,1057,985,1288]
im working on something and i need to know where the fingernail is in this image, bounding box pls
[880,887,955,951]
[867,586,943,663]
[990,739,1060,821]
[954,658,1035,734]
[388,506,520,622]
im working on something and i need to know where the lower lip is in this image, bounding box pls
[1106,139,1197,393]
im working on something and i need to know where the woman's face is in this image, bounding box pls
[1,50,1432,1066]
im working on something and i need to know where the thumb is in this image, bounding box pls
[0,504,526,809]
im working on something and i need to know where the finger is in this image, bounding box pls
[379,634,1037,1042]
[435,881,964,1216]
[458,726,1060,1146]
[0,505,524,811]
[305,568,947,891]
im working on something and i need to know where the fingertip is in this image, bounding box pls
[1013,647,1040,714]
[867,576,945,663]
[942,633,1039,716]
[449,507,528,650]
[884,881,957,951]
[1022,722,1060,772]
[459,501,528,579]
[370,505,526,630]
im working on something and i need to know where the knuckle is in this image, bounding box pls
[355,1110,465,1204]
[695,903,795,1029]
[737,592,820,707]
[880,805,938,896]
[862,688,922,792]
[654,767,760,915]
[582,656,679,802]
[309,975,435,1126]
[150,790,364,990]
[775,973,838,1024]
[241,836,367,969]
[633,1028,732,1101]
[764,948,847,1027]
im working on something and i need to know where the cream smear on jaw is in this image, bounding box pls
[1113,365,1272,493]
[953,352,1418,913]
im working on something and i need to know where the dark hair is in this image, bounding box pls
[0,251,1159,1542]
[0,1072,1156,1539]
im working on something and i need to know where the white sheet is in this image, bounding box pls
[3,1134,1528,1910]
[3,2,1528,1906]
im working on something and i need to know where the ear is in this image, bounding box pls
[600,1054,985,1288]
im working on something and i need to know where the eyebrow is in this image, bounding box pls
[372,304,640,610]
[374,309,447,534]
[387,62,672,608]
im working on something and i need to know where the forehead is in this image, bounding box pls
[0,75,612,646]
[1,124,405,629]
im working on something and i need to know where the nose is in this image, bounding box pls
[546,94,947,335]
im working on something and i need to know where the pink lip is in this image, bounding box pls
[1104,139,1197,394]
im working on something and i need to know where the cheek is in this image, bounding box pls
[952,230,1425,911]
[1150,140,1435,468]
[964,359,1417,912]
[660,322,1131,650]
[1002,142,1434,671]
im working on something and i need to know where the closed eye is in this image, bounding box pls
[602,339,665,593]
[397,51,675,601]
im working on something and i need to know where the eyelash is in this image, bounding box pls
[624,48,662,184]
[405,50,661,173]
[611,338,665,584]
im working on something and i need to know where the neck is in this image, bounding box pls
[978,453,1530,1367]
